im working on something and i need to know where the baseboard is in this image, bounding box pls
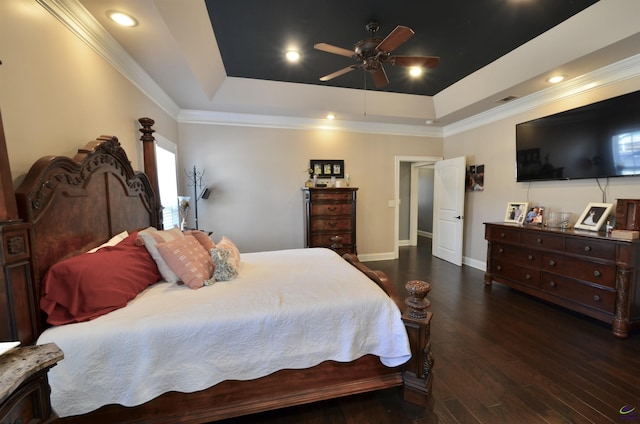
[358,252,396,262]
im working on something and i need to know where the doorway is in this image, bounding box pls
[393,155,441,259]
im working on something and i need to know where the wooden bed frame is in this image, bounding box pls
[1,117,433,423]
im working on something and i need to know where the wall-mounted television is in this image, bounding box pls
[515,90,640,182]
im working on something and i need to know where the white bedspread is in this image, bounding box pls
[37,248,410,418]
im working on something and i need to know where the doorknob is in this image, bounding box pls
[454,216,463,220]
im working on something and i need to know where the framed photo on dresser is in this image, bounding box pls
[574,202,613,231]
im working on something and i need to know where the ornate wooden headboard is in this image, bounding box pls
[14,133,159,338]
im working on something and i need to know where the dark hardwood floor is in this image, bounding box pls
[218,237,640,423]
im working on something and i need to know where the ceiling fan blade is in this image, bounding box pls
[314,43,355,58]
[389,56,440,68]
[319,65,358,82]
[371,67,389,88]
[376,25,414,53]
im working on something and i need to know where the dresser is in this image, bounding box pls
[0,343,63,424]
[485,222,640,338]
[302,188,358,255]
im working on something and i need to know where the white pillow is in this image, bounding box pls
[87,231,129,253]
[136,226,185,282]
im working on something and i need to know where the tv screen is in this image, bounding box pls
[515,90,640,182]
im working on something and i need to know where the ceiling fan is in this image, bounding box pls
[314,21,440,88]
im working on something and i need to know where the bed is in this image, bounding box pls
[9,118,433,423]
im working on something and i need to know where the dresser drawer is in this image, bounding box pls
[310,204,352,215]
[310,232,352,246]
[491,260,540,289]
[565,238,616,261]
[541,273,616,314]
[491,243,541,268]
[542,253,616,288]
[310,191,354,201]
[311,218,352,231]
[520,232,564,251]
[486,226,521,244]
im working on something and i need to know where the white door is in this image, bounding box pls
[432,156,466,266]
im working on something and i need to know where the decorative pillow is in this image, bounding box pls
[216,236,241,270]
[157,235,214,289]
[136,226,184,282]
[210,247,239,281]
[87,230,129,253]
[183,230,215,251]
[40,231,162,325]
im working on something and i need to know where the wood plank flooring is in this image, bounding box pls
[218,237,640,423]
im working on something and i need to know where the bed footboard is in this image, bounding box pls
[342,254,433,405]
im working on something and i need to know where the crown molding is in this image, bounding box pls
[443,53,640,137]
[177,110,444,137]
[37,0,180,118]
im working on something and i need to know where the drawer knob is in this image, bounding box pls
[549,281,556,288]
[527,254,533,260]
[525,274,531,280]
[496,265,502,271]
[500,232,505,238]
[548,260,556,266]
[537,238,542,244]
[593,294,601,302]
[328,206,337,212]
[328,221,337,227]
[584,245,592,252]
[593,270,601,277]
[499,248,504,253]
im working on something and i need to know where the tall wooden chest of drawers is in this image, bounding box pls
[485,222,640,338]
[303,188,358,255]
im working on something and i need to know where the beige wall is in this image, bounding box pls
[445,76,640,267]
[0,0,177,187]
[178,123,442,255]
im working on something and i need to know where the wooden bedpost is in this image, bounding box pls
[138,117,163,229]
[0,107,38,344]
[401,280,433,405]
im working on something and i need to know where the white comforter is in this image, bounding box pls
[37,248,411,418]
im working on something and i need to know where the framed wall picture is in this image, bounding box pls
[574,202,613,231]
[525,206,544,225]
[504,202,528,224]
[310,160,344,178]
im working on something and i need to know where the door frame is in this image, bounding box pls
[394,155,442,259]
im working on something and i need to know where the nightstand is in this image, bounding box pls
[0,343,63,424]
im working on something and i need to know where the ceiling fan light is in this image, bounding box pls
[326,113,336,120]
[107,11,138,27]
[285,50,300,62]
[409,67,423,77]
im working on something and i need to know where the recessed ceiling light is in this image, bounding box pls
[425,119,434,125]
[107,11,138,27]
[547,75,565,84]
[409,67,423,77]
[285,50,300,62]
[326,113,336,120]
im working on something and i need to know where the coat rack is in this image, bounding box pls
[185,166,209,230]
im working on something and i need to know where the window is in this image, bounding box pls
[155,137,179,229]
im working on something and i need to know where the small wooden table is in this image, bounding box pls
[0,343,64,424]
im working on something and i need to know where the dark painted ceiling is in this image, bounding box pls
[205,0,599,97]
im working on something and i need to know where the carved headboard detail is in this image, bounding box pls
[14,135,158,336]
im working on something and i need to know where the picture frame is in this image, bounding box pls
[504,202,529,224]
[525,206,544,226]
[574,202,614,231]
[310,160,344,178]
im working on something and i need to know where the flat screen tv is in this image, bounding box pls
[515,90,640,182]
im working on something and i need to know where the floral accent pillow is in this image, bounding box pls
[216,236,240,269]
[210,247,239,281]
